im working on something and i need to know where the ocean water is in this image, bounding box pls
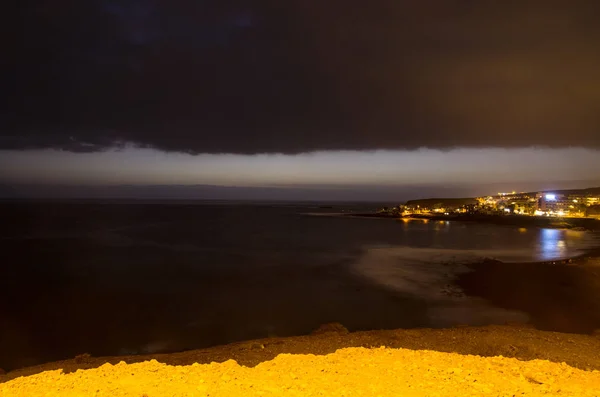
[1,201,598,370]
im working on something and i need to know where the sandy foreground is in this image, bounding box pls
[3,324,600,396]
[2,346,600,396]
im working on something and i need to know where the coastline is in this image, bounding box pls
[345,212,600,230]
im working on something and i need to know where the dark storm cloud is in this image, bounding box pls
[3,1,600,153]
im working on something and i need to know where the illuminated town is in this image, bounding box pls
[380,188,600,219]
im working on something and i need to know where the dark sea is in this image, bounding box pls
[1,200,599,371]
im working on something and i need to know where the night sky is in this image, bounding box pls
[2,1,600,200]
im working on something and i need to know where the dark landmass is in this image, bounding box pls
[403,187,600,205]
[524,186,600,196]
[457,252,600,334]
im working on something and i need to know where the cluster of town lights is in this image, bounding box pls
[391,191,600,219]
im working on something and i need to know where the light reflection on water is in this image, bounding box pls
[538,228,572,260]
[396,218,597,262]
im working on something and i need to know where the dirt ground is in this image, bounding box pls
[2,327,600,396]
[3,323,600,393]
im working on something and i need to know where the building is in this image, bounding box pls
[497,193,537,215]
[510,197,538,215]
[538,193,577,216]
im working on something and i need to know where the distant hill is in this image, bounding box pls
[401,187,600,208]
[524,187,600,196]
[405,197,477,208]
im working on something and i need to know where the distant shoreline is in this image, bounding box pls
[345,212,600,230]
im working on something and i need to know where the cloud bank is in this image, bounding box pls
[2,1,600,153]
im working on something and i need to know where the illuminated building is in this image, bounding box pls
[496,193,537,215]
[538,193,576,216]
[510,197,538,215]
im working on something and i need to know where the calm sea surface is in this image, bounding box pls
[1,201,598,370]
